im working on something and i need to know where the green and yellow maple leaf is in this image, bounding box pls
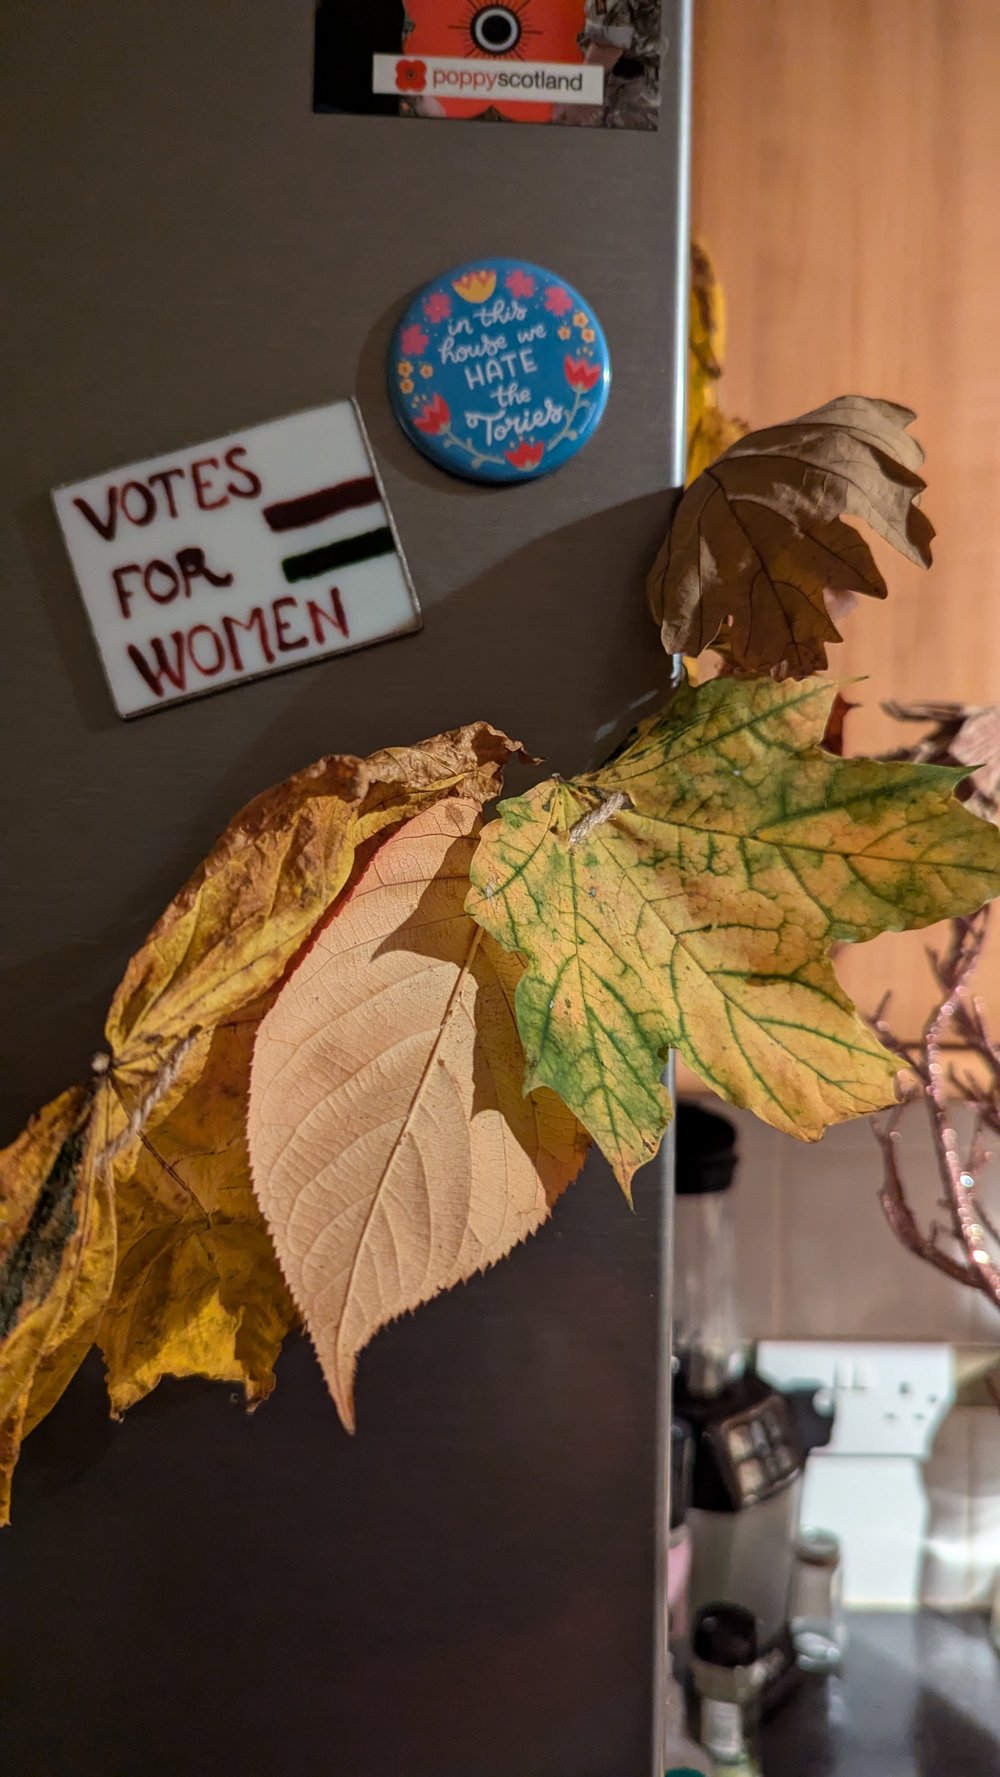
[467,675,1000,1193]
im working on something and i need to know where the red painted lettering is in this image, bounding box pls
[120,480,156,525]
[224,445,262,500]
[188,623,226,676]
[147,466,186,518]
[112,563,142,619]
[74,488,119,542]
[307,586,349,643]
[127,633,187,698]
[191,456,227,511]
[176,546,234,600]
[143,559,181,603]
[222,607,275,671]
[272,595,308,653]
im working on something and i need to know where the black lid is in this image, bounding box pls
[693,1603,758,1669]
[675,1100,738,1196]
[670,1417,693,1529]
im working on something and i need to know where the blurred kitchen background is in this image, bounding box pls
[668,5,1000,1765]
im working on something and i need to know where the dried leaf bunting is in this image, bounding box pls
[468,676,1000,1193]
[0,724,523,1519]
[651,396,935,678]
[248,800,588,1429]
[2,390,996,1517]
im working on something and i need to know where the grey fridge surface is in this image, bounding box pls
[0,3,690,1774]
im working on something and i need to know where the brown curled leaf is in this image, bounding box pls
[650,395,934,678]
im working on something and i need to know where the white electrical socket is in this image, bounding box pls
[757,1341,954,1460]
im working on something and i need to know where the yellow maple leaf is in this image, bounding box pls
[248,799,589,1430]
[467,676,1000,1193]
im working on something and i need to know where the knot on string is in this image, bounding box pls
[567,790,630,848]
[93,1031,200,1171]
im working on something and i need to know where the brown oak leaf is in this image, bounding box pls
[650,395,934,678]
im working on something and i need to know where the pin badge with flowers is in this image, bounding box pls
[388,258,611,483]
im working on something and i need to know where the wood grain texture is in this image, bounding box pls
[690,0,1000,1044]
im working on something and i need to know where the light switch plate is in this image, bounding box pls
[758,1341,958,1606]
[757,1340,954,1459]
[52,401,421,717]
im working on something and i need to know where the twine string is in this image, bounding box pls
[567,790,629,847]
[91,1031,200,1171]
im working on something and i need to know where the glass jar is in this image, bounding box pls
[664,1656,713,1776]
[668,1418,694,1656]
[791,1527,845,1675]
[673,1104,744,1400]
[691,1604,762,1776]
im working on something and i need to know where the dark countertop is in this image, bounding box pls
[762,1612,1000,1775]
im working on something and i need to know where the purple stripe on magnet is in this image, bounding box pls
[262,476,380,532]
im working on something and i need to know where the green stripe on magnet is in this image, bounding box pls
[281,527,395,584]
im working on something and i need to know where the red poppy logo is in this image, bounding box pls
[544,285,574,317]
[414,392,450,436]
[424,290,451,323]
[400,322,429,356]
[505,269,536,300]
[504,440,544,472]
[395,58,427,93]
[564,355,602,393]
[404,0,583,121]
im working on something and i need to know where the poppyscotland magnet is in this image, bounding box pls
[388,258,611,483]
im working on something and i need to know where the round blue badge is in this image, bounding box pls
[388,258,611,484]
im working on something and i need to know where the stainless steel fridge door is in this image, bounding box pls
[0,4,690,1772]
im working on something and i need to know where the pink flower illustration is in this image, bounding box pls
[400,322,429,356]
[414,392,450,436]
[544,285,574,317]
[424,290,451,323]
[564,355,602,393]
[505,268,536,299]
[504,440,544,471]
